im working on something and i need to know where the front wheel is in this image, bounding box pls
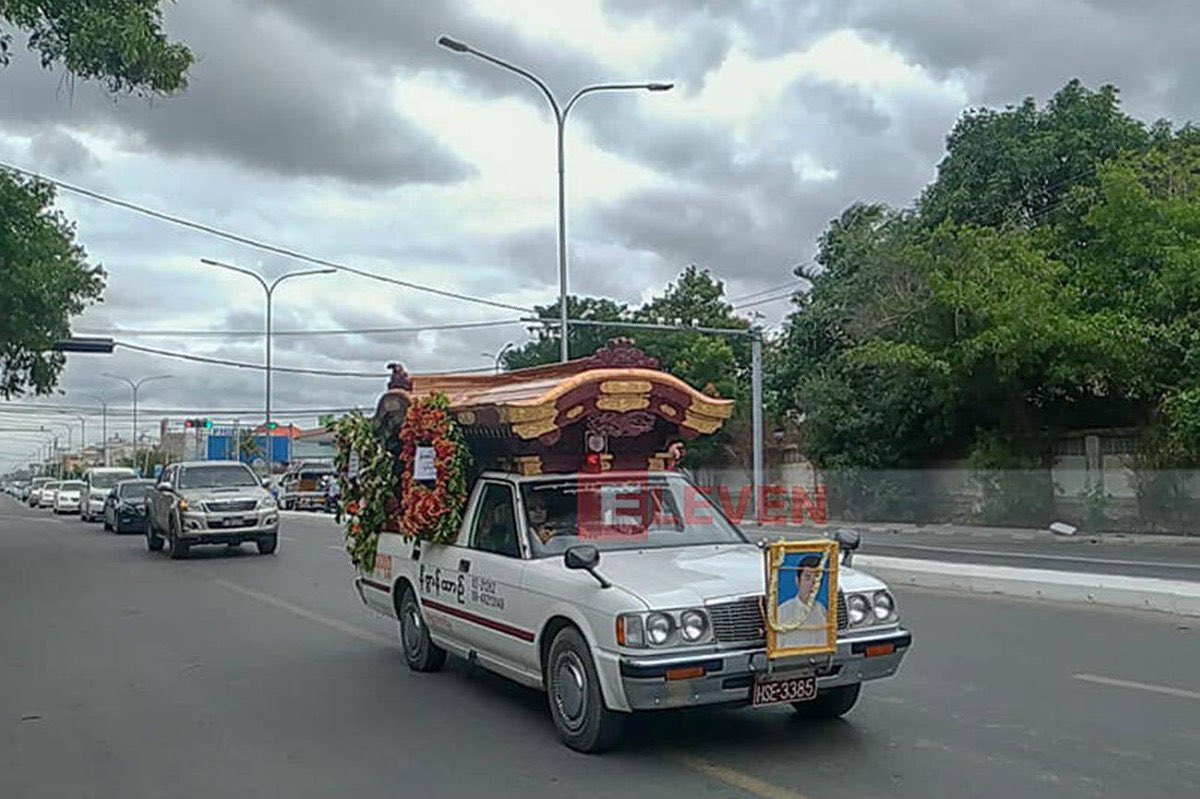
[397,587,445,673]
[145,518,164,552]
[792,683,861,719]
[168,517,189,560]
[546,626,624,753]
[256,535,278,555]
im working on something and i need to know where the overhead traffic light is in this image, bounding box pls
[183,418,213,429]
[267,422,278,431]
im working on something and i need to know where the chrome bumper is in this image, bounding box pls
[616,628,911,711]
[180,511,278,538]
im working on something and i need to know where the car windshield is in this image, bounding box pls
[61,481,83,490]
[179,465,259,489]
[521,473,746,557]
[117,482,153,500]
[44,482,60,490]
[91,471,136,489]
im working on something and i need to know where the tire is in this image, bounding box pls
[792,683,861,719]
[168,516,189,560]
[397,586,446,673]
[545,626,624,753]
[145,518,164,552]
[256,535,278,555]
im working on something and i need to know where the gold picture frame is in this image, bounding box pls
[764,539,839,659]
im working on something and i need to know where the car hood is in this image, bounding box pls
[594,544,888,609]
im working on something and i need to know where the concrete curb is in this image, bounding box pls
[857,554,1200,617]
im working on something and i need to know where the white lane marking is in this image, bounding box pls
[212,578,393,647]
[675,756,809,799]
[869,542,1200,571]
[1074,673,1200,701]
[327,545,345,552]
[280,535,296,542]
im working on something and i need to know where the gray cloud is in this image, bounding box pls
[0,0,472,185]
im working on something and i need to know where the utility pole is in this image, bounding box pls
[89,396,109,466]
[102,374,172,473]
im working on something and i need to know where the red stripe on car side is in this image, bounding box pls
[422,598,536,642]
[362,578,392,594]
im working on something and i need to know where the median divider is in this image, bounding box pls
[858,554,1200,617]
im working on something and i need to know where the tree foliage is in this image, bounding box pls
[773,80,1200,471]
[0,174,105,397]
[0,0,192,94]
[0,1,192,397]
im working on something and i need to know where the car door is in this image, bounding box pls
[456,480,539,674]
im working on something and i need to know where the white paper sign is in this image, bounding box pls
[413,446,437,481]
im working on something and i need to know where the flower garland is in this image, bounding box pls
[329,412,397,572]
[398,393,471,543]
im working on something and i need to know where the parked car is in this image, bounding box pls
[104,479,155,534]
[38,481,61,509]
[80,467,139,523]
[54,480,84,514]
[146,461,279,558]
[28,477,52,507]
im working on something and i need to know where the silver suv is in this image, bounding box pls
[146,461,279,559]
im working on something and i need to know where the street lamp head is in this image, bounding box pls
[438,36,470,53]
[647,82,674,92]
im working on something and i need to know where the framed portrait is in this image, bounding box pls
[764,540,839,659]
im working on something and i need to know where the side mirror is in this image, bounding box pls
[564,544,600,571]
[563,545,610,589]
[836,529,860,566]
[156,482,171,492]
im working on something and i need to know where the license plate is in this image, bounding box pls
[752,674,817,707]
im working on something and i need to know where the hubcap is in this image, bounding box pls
[401,599,423,657]
[553,651,587,731]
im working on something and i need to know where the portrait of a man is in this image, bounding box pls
[772,550,833,653]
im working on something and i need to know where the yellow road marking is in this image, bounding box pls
[1074,673,1200,701]
[675,755,810,799]
[212,578,393,647]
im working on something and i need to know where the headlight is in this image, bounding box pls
[679,609,708,642]
[260,496,277,509]
[645,612,674,646]
[847,593,870,626]
[872,590,896,622]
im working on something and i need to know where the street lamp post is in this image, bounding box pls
[199,259,334,467]
[481,341,515,374]
[437,35,672,362]
[102,374,172,472]
[88,395,110,466]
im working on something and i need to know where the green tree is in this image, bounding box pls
[0,174,105,397]
[0,0,192,95]
[0,0,192,397]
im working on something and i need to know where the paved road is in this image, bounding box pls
[755,525,1200,582]
[3,497,1199,799]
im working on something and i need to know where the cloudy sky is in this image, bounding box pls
[3,0,1198,467]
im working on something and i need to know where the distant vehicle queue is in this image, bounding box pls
[3,461,285,559]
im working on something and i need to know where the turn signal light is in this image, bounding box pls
[584,452,602,473]
[865,643,895,658]
[665,666,705,681]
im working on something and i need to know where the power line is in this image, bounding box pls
[0,162,535,314]
[726,276,809,304]
[114,341,388,377]
[733,290,800,310]
[73,318,526,339]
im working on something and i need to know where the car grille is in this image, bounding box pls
[204,499,257,513]
[710,591,849,644]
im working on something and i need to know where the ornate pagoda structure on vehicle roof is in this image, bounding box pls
[373,339,734,476]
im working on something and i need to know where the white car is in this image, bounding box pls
[39,481,61,509]
[355,471,911,752]
[54,480,84,514]
[80,467,139,522]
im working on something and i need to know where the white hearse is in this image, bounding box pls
[354,470,911,752]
